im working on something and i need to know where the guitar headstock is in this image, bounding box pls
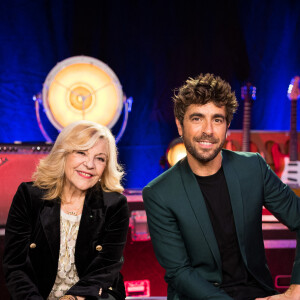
[241,82,256,101]
[287,76,300,101]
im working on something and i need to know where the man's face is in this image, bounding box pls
[176,103,228,164]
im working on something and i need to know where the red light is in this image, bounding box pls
[125,280,150,297]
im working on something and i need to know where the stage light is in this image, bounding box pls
[43,55,123,130]
[166,137,186,167]
[125,280,150,298]
[34,56,132,142]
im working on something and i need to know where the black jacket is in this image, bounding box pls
[3,182,129,300]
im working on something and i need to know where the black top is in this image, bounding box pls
[195,167,271,300]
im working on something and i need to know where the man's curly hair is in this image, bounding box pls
[173,73,238,125]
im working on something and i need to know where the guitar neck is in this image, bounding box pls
[290,100,298,161]
[241,83,255,152]
[242,100,251,152]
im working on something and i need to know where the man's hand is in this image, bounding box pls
[256,285,300,300]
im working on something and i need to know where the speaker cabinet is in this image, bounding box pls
[0,144,51,225]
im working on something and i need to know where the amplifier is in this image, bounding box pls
[0,143,52,225]
[0,143,51,299]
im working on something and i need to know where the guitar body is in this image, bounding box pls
[271,143,288,178]
[224,139,259,152]
[249,142,259,153]
[271,76,300,189]
[272,143,300,188]
[281,157,300,188]
[224,140,239,151]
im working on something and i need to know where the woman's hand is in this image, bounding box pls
[59,295,85,300]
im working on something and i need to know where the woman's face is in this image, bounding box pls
[64,138,108,194]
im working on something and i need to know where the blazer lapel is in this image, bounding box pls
[222,151,247,264]
[179,158,222,270]
[40,199,60,264]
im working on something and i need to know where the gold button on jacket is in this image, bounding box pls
[29,243,36,249]
[96,245,102,251]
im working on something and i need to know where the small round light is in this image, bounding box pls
[166,138,187,167]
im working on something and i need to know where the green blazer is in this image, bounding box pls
[142,149,300,300]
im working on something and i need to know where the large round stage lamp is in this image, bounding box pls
[166,137,187,167]
[42,56,123,131]
[34,56,132,143]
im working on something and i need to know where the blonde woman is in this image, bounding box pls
[3,121,129,300]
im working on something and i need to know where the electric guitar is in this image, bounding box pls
[271,76,300,188]
[241,82,259,152]
[224,82,259,152]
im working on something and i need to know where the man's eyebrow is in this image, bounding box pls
[213,114,225,119]
[188,113,225,119]
[188,113,204,118]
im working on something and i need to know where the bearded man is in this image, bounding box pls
[142,73,300,300]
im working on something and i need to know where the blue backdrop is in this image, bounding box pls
[1,0,300,188]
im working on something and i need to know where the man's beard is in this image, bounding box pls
[182,132,225,163]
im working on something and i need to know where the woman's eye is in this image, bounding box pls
[97,157,105,162]
[76,151,85,155]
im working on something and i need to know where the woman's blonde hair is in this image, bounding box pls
[33,120,124,200]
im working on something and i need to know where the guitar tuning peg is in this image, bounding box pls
[251,86,256,100]
[287,76,300,101]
